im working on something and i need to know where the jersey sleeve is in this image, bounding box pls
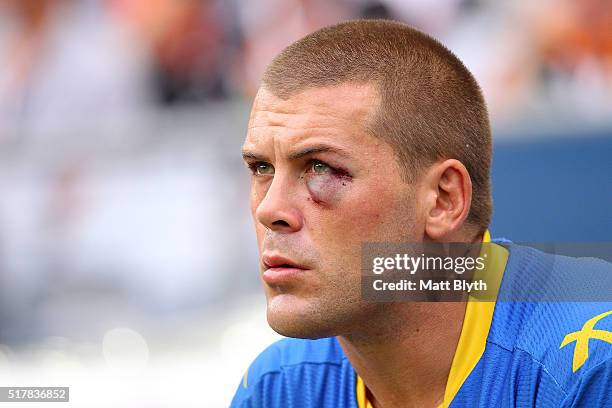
[230,371,283,407]
[230,342,283,407]
[229,337,356,408]
[560,358,612,408]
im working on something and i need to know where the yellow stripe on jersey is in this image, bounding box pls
[441,230,508,406]
[356,375,373,408]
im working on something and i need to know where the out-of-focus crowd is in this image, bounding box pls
[1,0,611,137]
[1,0,611,347]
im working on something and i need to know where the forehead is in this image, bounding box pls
[246,83,380,146]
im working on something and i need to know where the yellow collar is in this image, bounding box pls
[356,230,509,408]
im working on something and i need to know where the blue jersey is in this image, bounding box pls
[231,241,612,407]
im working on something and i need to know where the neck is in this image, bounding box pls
[338,301,467,408]
[339,231,486,407]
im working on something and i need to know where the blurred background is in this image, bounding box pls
[0,0,610,406]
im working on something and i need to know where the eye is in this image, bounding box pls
[249,162,274,176]
[309,160,332,175]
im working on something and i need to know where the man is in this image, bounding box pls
[232,20,612,407]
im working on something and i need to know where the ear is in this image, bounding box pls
[421,159,472,240]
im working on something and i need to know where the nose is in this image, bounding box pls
[255,175,303,233]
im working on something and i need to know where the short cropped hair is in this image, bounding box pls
[262,19,492,230]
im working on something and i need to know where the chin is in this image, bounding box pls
[267,313,336,339]
[265,292,366,339]
[265,294,339,339]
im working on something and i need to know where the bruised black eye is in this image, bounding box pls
[249,162,274,176]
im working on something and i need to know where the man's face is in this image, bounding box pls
[242,83,423,338]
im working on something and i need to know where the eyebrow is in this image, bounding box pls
[287,145,352,160]
[241,151,268,162]
[241,144,352,162]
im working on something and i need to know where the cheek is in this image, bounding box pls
[250,186,267,241]
[305,174,351,205]
[318,184,410,243]
[250,181,267,212]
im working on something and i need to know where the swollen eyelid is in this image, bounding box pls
[305,171,351,205]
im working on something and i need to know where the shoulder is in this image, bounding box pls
[498,243,612,303]
[488,243,612,397]
[511,301,612,389]
[230,337,356,408]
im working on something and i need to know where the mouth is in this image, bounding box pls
[261,253,309,286]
